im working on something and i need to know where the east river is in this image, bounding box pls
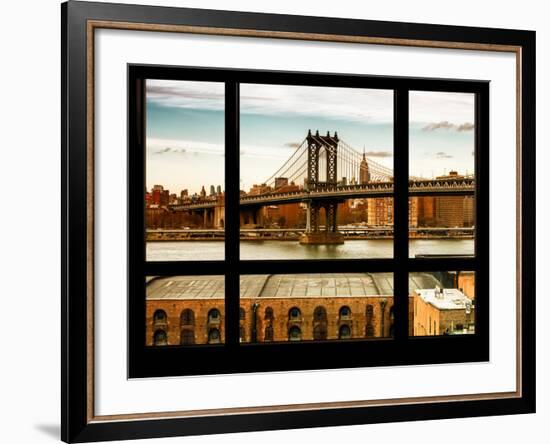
[146,239,474,261]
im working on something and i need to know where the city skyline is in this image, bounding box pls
[146,80,475,195]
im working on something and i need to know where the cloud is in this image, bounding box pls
[240,84,394,123]
[457,122,475,132]
[148,138,224,157]
[148,80,395,123]
[146,80,225,110]
[435,151,453,159]
[154,147,187,155]
[284,142,301,149]
[364,150,392,158]
[422,121,454,131]
[422,120,475,132]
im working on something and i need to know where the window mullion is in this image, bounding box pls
[393,88,410,341]
[225,81,240,347]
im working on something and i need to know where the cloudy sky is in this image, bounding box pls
[145,80,475,194]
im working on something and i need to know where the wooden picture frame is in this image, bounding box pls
[62,1,535,442]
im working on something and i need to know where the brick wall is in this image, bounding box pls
[146,296,416,346]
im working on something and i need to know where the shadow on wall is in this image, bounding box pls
[34,423,59,440]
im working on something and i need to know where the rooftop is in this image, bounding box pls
[415,288,472,310]
[146,272,443,301]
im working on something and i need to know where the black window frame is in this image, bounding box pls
[128,64,489,378]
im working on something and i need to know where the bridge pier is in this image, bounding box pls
[300,200,344,245]
[240,206,263,227]
[214,204,225,228]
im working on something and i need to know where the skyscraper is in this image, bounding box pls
[359,150,371,184]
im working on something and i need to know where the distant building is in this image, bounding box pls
[463,196,475,227]
[151,186,170,206]
[151,189,161,206]
[258,183,303,227]
[359,152,371,184]
[200,186,206,199]
[409,197,418,228]
[210,185,216,196]
[367,197,393,226]
[434,196,466,227]
[274,177,289,189]
[248,183,271,195]
[366,197,418,227]
[216,185,222,195]
[414,171,474,228]
[417,196,436,226]
[437,170,461,180]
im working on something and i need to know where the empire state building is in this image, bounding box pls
[359,151,371,184]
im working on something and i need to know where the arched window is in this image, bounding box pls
[313,324,327,340]
[180,329,195,345]
[153,329,167,346]
[208,328,221,344]
[313,306,327,322]
[339,306,352,320]
[264,307,274,320]
[208,308,221,324]
[153,309,167,325]
[366,325,374,337]
[264,325,274,342]
[239,326,245,342]
[339,324,351,339]
[288,326,302,341]
[366,304,374,317]
[366,304,374,337]
[389,306,394,337]
[240,307,246,320]
[180,309,195,326]
[288,307,301,321]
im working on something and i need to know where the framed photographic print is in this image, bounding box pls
[62,1,536,442]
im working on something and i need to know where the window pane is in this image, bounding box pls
[409,91,475,258]
[239,84,394,260]
[145,276,225,346]
[239,273,394,343]
[410,271,475,336]
[145,80,225,261]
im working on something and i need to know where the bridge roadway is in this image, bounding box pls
[170,178,475,211]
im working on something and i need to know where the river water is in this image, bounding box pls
[146,239,474,261]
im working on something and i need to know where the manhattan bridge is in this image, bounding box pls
[170,130,474,244]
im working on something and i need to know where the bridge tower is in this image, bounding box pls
[301,130,344,245]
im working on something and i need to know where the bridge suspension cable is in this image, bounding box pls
[259,133,402,192]
[338,140,394,182]
[261,138,308,188]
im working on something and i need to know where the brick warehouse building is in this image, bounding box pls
[413,287,475,336]
[145,272,475,346]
